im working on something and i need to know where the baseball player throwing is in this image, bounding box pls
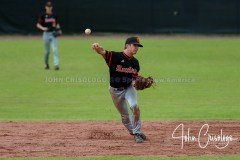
[92,37,150,143]
[36,1,62,70]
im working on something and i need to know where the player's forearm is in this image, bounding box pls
[36,23,47,31]
[92,43,106,55]
[99,50,107,60]
[95,50,106,59]
[100,53,106,59]
[99,50,106,55]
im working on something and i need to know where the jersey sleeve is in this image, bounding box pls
[104,51,117,67]
[38,14,44,24]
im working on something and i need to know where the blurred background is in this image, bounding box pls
[0,0,240,35]
[0,0,240,122]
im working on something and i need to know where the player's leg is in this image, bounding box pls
[51,35,59,70]
[125,86,141,134]
[109,87,133,134]
[43,32,51,69]
[125,86,146,142]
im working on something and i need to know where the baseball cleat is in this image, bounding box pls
[134,133,144,143]
[45,64,50,70]
[54,66,59,70]
[139,132,147,140]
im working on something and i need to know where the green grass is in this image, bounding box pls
[1,155,240,160]
[0,37,239,121]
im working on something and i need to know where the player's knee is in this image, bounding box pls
[130,103,138,111]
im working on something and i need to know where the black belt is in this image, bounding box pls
[111,86,129,91]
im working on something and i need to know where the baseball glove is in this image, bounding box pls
[134,76,155,90]
[53,28,62,37]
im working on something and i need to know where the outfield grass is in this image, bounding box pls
[0,37,239,121]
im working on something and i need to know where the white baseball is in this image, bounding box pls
[85,28,91,35]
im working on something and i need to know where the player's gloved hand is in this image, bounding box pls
[53,28,62,37]
[134,76,155,90]
[92,43,106,55]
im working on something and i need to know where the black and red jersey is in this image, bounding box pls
[105,51,140,88]
[38,13,59,32]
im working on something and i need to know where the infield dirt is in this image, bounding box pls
[0,121,239,157]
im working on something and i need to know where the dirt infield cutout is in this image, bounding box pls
[0,121,239,157]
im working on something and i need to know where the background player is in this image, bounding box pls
[36,1,62,70]
[92,37,147,143]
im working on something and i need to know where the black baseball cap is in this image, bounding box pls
[46,1,53,7]
[125,37,143,47]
